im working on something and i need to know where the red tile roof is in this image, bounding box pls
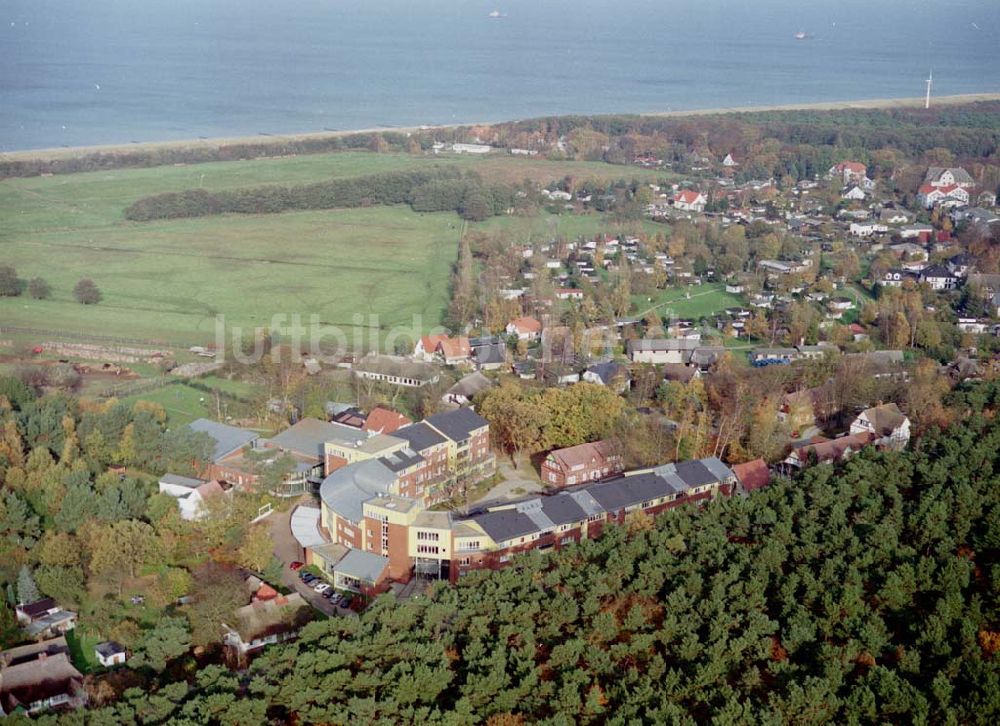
[732,458,770,492]
[546,440,619,472]
[509,316,542,334]
[362,407,412,434]
[674,190,704,204]
[438,336,471,361]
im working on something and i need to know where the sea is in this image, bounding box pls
[1,0,998,152]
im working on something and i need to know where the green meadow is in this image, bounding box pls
[0,150,667,346]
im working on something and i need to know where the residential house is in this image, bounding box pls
[849,402,910,450]
[829,161,867,185]
[783,432,875,469]
[722,153,739,167]
[924,166,975,189]
[626,338,700,364]
[879,207,914,225]
[470,336,507,371]
[414,334,471,365]
[947,253,973,277]
[917,184,970,209]
[362,407,412,434]
[672,190,707,213]
[849,222,888,237]
[732,458,771,494]
[881,269,918,288]
[506,316,542,341]
[919,264,960,291]
[0,637,86,716]
[442,372,493,406]
[581,360,630,393]
[899,223,934,241]
[223,593,312,658]
[15,599,76,641]
[842,185,866,201]
[541,440,624,488]
[94,641,127,668]
[158,473,229,520]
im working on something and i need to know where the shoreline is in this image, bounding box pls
[2,92,999,162]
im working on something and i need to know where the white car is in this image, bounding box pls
[314,582,331,593]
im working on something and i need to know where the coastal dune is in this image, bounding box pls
[3,92,998,163]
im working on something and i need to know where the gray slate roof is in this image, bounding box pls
[159,473,205,489]
[334,549,390,583]
[425,407,488,443]
[188,419,259,462]
[319,459,397,523]
[268,418,362,459]
[472,509,540,543]
[392,422,447,453]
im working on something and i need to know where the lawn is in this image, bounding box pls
[65,628,103,674]
[632,283,745,320]
[122,383,230,426]
[0,149,665,347]
[0,205,461,345]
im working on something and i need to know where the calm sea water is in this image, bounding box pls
[1,0,998,151]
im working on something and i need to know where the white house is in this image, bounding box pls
[672,190,707,213]
[158,474,228,521]
[722,153,739,167]
[505,316,542,341]
[829,161,867,185]
[626,338,699,364]
[451,143,491,154]
[849,402,910,450]
[849,222,888,237]
[842,185,866,201]
[917,184,970,209]
[94,641,127,668]
[919,265,960,291]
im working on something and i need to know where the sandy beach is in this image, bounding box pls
[2,92,998,163]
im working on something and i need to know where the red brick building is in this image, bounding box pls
[541,440,623,488]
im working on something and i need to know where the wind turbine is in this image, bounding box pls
[925,70,933,109]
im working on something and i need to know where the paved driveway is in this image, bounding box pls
[268,501,356,618]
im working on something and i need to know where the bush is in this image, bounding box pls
[0,266,21,296]
[27,277,51,300]
[73,278,102,305]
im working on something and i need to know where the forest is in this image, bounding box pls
[8,379,998,725]
[4,100,998,183]
[122,168,519,223]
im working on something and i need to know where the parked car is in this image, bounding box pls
[289,561,304,571]
[339,595,352,608]
[328,592,341,605]
[314,582,331,593]
[300,573,316,583]
[321,589,336,599]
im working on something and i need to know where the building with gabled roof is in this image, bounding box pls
[850,402,910,449]
[541,440,623,488]
[0,637,85,715]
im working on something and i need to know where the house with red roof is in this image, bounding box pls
[917,184,970,209]
[732,458,770,493]
[362,407,412,434]
[541,440,624,488]
[828,161,867,185]
[505,316,542,341]
[672,190,707,213]
[414,334,471,365]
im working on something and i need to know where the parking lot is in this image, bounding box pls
[269,503,357,618]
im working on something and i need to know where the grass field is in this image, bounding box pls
[632,283,745,320]
[0,150,667,347]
